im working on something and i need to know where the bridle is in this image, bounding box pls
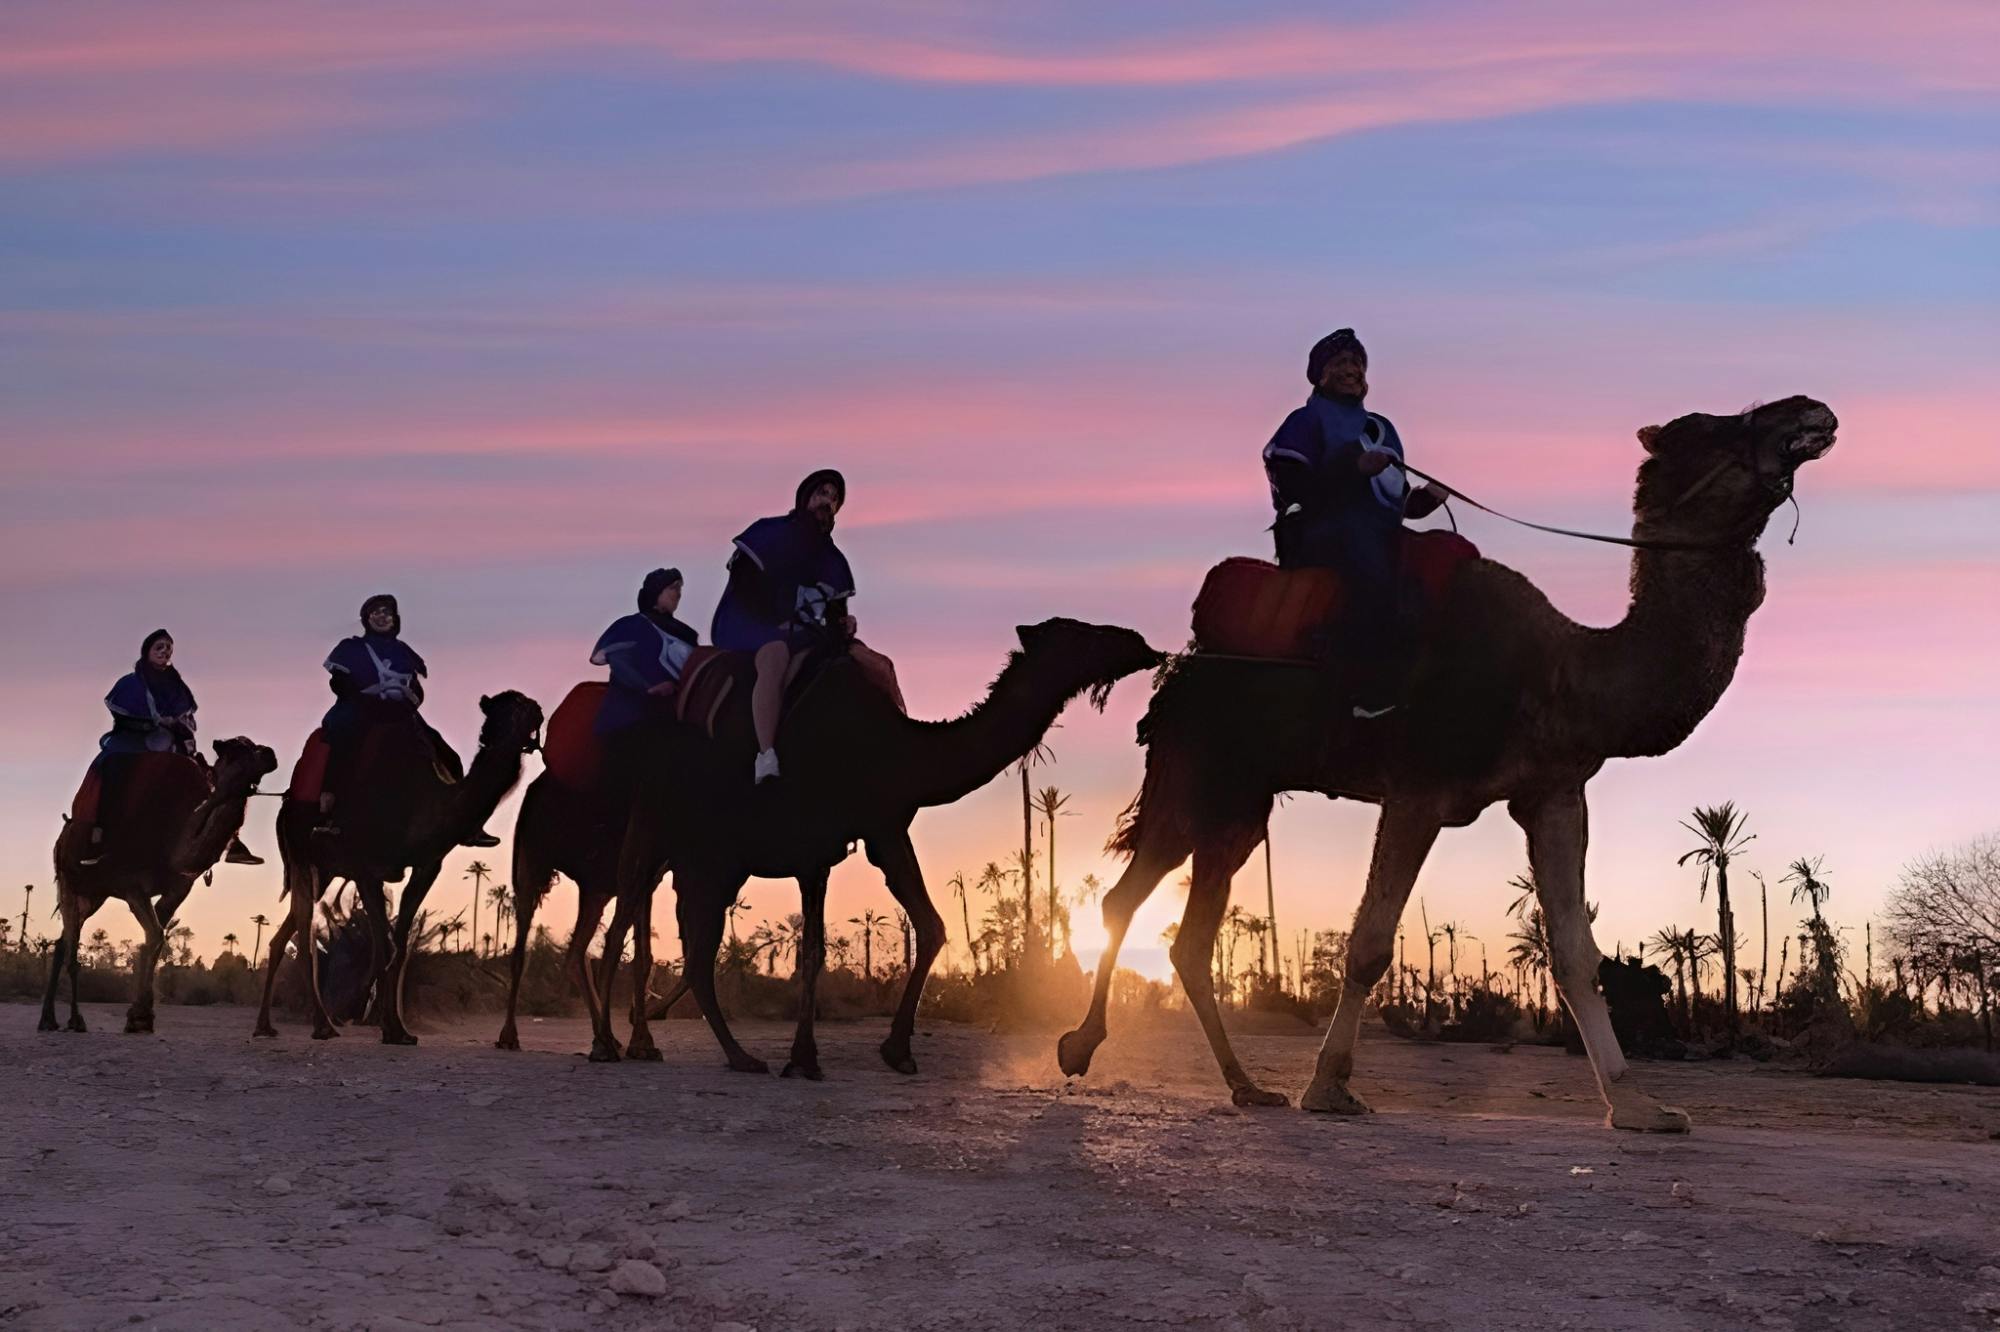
[1400,432,1802,553]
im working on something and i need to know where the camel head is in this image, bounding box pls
[1015,618,1164,709]
[477,690,546,754]
[210,736,279,797]
[1633,395,1836,545]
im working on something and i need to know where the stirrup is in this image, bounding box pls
[1351,702,1398,720]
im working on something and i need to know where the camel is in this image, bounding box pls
[253,691,544,1044]
[41,737,278,1034]
[612,618,1162,1077]
[1059,396,1837,1131]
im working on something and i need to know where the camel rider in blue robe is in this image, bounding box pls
[80,628,264,866]
[1263,329,1450,718]
[316,594,500,847]
[712,469,904,784]
[591,567,700,798]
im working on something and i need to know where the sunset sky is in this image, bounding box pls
[3,2,1995,985]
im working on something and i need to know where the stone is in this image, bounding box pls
[568,1243,614,1274]
[609,1260,668,1298]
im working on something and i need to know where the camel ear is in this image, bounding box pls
[480,693,494,712]
[1637,424,1665,452]
[211,739,225,757]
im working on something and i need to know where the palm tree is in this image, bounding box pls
[1033,785,1073,959]
[463,860,491,958]
[976,860,1016,968]
[0,919,10,951]
[250,913,270,968]
[222,932,240,956]
[1509,906,1553,1027]
[87,927,113,969]
[1649,926,1689,1021]
[947,873,977,973]
[19,884,31,953]
[1783,856,1832,922]
[849,908,888,980]
[170,924,195,966]
[486,882,512,958]
[1679,802,1754,1031]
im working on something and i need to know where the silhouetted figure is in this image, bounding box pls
[80,629,262,866]
[316,594,497,847]
[711,469,902,783]
[1263,329,1448,716]
[592,566,700,799]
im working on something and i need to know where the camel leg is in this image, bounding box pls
[868,832,944,1076]
[624,887,663,1061]
[496,888,542,1051]
[782,870,829,1080]
[677,874,768,1074]
[353,879,392,1027]
[1058,821,1189,1076]
[379,859,440,1046]
[39,930,70,1032]
[122,888,168,1034]
[253,907,300,1037]
[590,894,636,1063]
[560,890,613,1059]
[295,869,337,1040]
[1516,791,1690,1133]
[1302,802,1441,1114]
[1169,821,1286,1107]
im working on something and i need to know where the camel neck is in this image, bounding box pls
[422,743,522,849]
[171,786,253,877]
[1583,543,1766,758]
[893,652,1086,809]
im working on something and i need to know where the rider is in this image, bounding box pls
[316,594,500,847]
[80,628,264,866]
[712,469,903,784]
[591,567,700,797]
[1263,328,1450,718]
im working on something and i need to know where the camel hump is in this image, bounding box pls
[1191,532,1481,660]
[544,683,610,791]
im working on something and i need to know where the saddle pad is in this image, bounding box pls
[543,682,611,792]
[69,752,205,824]
[1191,558,1344,659]
[285,729,332,805]
[675,646,743,739]
[1190,531,1481,660]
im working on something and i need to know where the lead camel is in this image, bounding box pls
[1061,396,1836,1131]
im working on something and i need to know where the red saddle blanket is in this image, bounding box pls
[70,752,206,824]
[1192,530,1481,660]
[286,730,333,804]
[542,683,610,792]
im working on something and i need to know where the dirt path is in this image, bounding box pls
[5,1005,1998,1331]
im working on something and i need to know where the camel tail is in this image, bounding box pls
[510,776,562,913]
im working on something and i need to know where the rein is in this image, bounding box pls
[1399,458,1801,552]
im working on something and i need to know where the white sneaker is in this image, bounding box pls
[753,748,781,784]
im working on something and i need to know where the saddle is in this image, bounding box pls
[69,752,205,824]
[1192,530,1481,660]
[284,717,446,807]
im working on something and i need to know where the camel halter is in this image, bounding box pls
[1399,454,1801,553]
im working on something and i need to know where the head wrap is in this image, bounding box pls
[794,468,846,513]
[360,593,401,637]
[637,567,684,613]
[1307,328,1367,386]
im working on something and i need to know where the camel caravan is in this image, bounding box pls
[41,327,1838,1133]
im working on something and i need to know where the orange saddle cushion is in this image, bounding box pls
[1191,531,1481,660]
[543,682,611,792]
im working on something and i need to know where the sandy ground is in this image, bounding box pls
[5,1004,1999,1332]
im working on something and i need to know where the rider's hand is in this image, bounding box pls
[1357,450,1395,477]
[842,615,859,638]
[647,681,677,697]
[1421,481,1451,502]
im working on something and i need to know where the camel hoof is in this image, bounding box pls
[588,1041,622,1064]
[726,1053,771,1075]
[1056,1027,1100,1078]
[1232,1085,1290,1109]
[38,1015,60,1033]
[879,1042,918,1076]
[1608,1101,1692,1134]
[494,1034,520,1052]
[122,1019,153,1035]
[311,1025,339,1041]
[252,1023,277,1039]
[380,1030,418,1047]
[625,1044,664,1063]
[781,1061,825,1082]
[67,1016,89,1034]
[1300,1081,1372,1116]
